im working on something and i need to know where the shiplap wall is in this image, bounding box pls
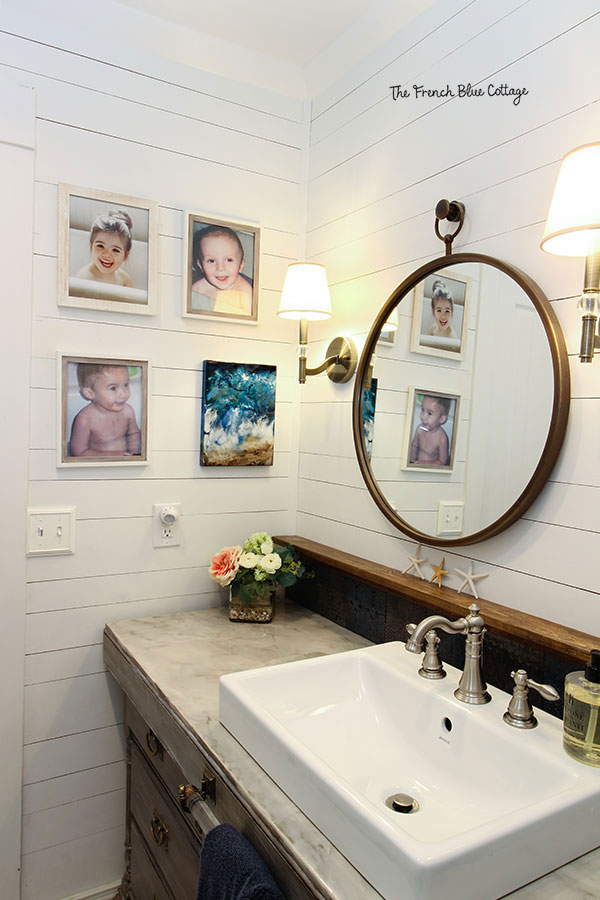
[3,1,600,897]
[299,0,600,636]
[0,11,305,898]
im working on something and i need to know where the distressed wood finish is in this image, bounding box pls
[105,633,331,900]
[130,743,201,900]
[275,536,598,666]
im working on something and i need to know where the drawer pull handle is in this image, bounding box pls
[149,810,169,849]
[146,730,163,759]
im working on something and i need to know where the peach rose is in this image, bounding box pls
[209,545,242,587]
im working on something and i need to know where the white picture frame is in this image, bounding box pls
[182,211,260,323]
[410,269,471,360]
[401,386,461,472]
[58,184,159,315]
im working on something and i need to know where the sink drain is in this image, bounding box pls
[385,792,420,814]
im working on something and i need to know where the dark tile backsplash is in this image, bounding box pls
[292,559,580,720]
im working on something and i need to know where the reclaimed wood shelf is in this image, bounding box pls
[275,535,597,667]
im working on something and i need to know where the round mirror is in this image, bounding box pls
[352,253,570,546]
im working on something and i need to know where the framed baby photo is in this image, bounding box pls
[58,184,159,315]
[410,269,471,360]
[183,212,260,323]
[57,354,149,467]
[401,387,461,473]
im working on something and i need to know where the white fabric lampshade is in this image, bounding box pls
[277,263,333,321]
[541,142,600,256]
[380,306,398,333]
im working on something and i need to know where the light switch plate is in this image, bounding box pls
[27,508,76,556]
[436,501,464,535]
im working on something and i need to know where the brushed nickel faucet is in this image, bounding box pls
[405,603,491,704]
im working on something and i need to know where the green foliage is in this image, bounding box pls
[230,537,311,603]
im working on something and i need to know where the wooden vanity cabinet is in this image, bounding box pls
[119,699,214,899]
[118,697,320,900]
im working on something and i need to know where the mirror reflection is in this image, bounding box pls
[363,261,555,540]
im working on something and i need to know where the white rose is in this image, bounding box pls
[260,552,282,574]
[260,537,274,554]
[240,552,258,568]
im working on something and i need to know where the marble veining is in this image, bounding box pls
[104,597,600,900]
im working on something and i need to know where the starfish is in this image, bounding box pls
[430,557,448,588]
[454,562,489,600]
[403,543,427,579]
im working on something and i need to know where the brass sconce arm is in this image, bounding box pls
[298,319,357,384]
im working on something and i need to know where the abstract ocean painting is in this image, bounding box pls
[201,361,276,466]
[363,377,377,460]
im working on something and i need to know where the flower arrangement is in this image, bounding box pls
[209,532,309,604]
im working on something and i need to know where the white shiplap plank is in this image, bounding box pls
[27,566,210,614]
[0,30,304,145]
[20,824,125,900]
[23,671,123,744]
[26,72,301,182]
[29,448,293,482]
[25,644,106,685]
[25,592,220,655]
[23,726,125,786]
[22,788,126,854]
[27,471,294,520]
[29,309,296,372]
[22,761,126,816]
[35,119,302,233]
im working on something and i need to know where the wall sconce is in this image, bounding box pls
[380,306,399,335]
[541,142,600,362]
[277,262,358,384]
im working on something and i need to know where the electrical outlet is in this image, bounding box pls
[153,503,181,548]
[437,501,464,535]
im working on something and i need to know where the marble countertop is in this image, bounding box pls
[104,599,600,900]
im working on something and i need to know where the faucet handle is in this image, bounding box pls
[503,669,560,729]
[407,624,446,680]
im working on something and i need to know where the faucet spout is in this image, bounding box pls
[405,603,491,705]
[405,614,467,653]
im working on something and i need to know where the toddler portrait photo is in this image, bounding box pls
[59,355,149,465]
[184,213,260,321]
[410,269,470,360]
[58,184,158,315]
[402,387,460,472]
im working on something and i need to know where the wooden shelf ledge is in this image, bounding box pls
[275,535,597,667]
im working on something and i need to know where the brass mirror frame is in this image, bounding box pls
[352,252,571,547]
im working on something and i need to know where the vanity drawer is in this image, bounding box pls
[126,700,197,803]
[130,741,201,900]
[130,820,175,900]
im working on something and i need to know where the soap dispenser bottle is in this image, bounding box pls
[563,649,600,767]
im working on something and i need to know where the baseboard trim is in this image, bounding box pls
[60,881,120,900]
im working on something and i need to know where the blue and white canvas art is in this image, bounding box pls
[362,377,377,461]
[201,361,276,466]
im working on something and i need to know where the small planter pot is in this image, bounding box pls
[229,587,274,623]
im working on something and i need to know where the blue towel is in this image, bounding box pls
[197,824,286,900]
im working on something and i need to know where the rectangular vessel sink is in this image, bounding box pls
[219,642,600,900]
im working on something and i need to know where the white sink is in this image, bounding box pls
[219,642,600,900]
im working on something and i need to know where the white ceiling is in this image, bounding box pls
[114,0,436,69]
